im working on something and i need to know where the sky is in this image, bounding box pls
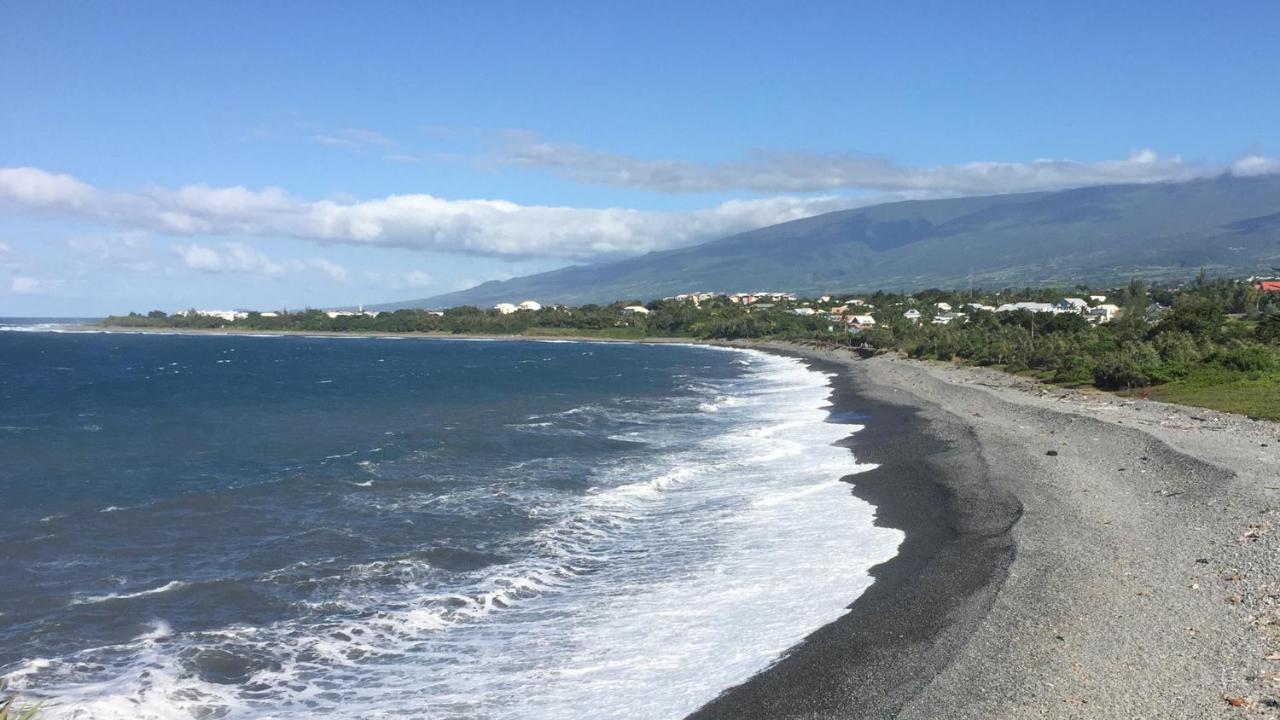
[2,1,1279,315]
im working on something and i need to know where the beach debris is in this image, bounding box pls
[1195,558,1210,564]
[1224,696,1247,708]
[1046,450,1059,456]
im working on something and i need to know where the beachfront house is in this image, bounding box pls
[1055,298,1090,314]
[849,314,876,330]
[932,312,967,325]
[1089,304,1121,323]
[177,309,247,322]
[494,303,519,315]
[996,302,1059,314]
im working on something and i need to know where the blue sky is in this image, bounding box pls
[2,1,1278,315]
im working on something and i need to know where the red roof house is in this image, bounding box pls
[1256,280,1280,293]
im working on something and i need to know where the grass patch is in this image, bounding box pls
[1139,367,1280,421]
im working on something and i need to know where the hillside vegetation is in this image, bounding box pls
[108,274,1280,420]
[395,173,1280,309]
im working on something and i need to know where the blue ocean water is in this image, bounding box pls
[0,327,900,719]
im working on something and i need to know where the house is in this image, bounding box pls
[1055,298,1090,314]
[1256,280,1280,293]
[790,307,817,316]
[1089,295,1108,304]
[177,309,246,322]
[518,300,542,311]
[1089,304,1121,322]
[934,302,952,312]
[964,303,996,313]
[494,303,519,314]
[996,302,1059,314]
[622,305,650,315]
[932,312,967,325]
[849,314,876,328]
[904,309,922,322]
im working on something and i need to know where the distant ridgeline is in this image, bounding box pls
[392,173,1280,310]
[106,274,1280,419]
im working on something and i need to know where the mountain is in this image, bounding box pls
[379,174,1280,309]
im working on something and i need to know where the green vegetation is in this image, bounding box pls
[105,273,1280,420]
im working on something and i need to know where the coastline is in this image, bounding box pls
[48,324,700,344]
[689,341,1279,718]
[12,326,1278,714]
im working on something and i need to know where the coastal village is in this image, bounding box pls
[169,275,1280,334]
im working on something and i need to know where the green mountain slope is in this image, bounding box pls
[382,174,1280,308]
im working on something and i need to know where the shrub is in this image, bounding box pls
[1211,344,1279,373]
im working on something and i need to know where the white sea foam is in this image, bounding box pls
[70,581,188,606]
[22,347,903,720]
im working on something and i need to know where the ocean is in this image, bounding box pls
[0,325,901,719]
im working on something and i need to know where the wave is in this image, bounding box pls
[17,347,902,720]
[69,581,188,606]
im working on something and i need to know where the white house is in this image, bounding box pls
[996,302,1059,314]
[904,309,922,322]
[518,300,542,311]
[964,303,996,313]
[932,312,967,325]
[1055,298,1090,314]
[177,309,246,322]
[494,303,519,314]
[849,314,876,328]
[1089,304,1121,322]
[790,307,817,316]
[622,305,650,315]
[1089,295,1108,304]
[934,302,952,312]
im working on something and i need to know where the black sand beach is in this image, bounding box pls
[687,345,1023,719]
[689,342,1280,719]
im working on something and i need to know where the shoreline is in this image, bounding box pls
[686,342,1022,719]
[689,341,1279,718]
[36,324,702,344]
[10,326,1278,714]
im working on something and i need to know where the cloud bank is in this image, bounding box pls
[2,146,1275,265]
[496,133,1250,195]
[174,242,348,281]
[0,167,865,261]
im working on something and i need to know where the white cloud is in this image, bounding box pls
[314,127,394,148]
[10,276,51,294]
[66,232,155,272]
[173,242,348,282]
[495,132,1240,194]
[2,146,1277,267]
[0,166,867,261]
[364,269,435,290]
[1232,155,1280,176]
